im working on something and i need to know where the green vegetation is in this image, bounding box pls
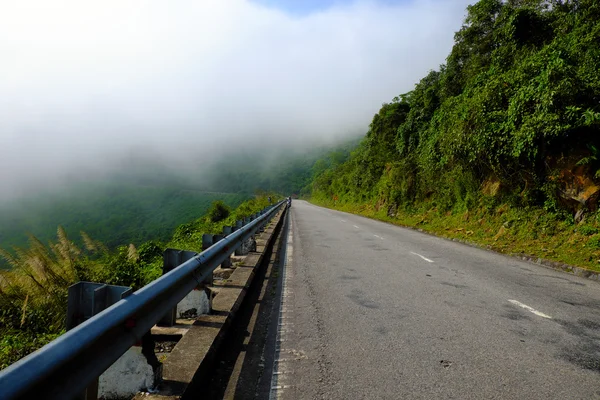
[203,139,360,196]
[0,182,246,254]
[0,194,277,369]
[309,0,600,270]
[208,201,231,223]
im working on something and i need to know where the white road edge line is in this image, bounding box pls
[353,225,360,229]
[341,219,347,223]
[373,234,384,240]
[270,212,294,400]
[410,251,434,263]
[508,299,552,319]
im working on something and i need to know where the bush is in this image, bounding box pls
[138,241,163,264]
[587,235,600,250]
[579,225,598,236]
[0,331,62,370]
[208,201,231,223]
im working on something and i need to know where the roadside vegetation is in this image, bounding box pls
[308,0,600,271]
[0,194,278,369]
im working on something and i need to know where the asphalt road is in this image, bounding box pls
[270,200,600,400]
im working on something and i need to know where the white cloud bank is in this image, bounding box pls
[0,0,472,196]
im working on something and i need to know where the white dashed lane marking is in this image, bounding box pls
[410,251,434,263]
[508,299,552,319]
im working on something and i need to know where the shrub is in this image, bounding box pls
[587,235,600,250]
[208,201,231,223]
[579,225,598,236]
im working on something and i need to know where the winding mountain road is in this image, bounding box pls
[271,200,600,399]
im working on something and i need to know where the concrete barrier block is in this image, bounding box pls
[239,253,263,268]
[242,236,256,254]
[177,287,211,318]
[99,347,155,399]
[234,236,245,256]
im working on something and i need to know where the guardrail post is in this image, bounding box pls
[159,249,210,326]
[221,226,232,268]
[235,216,257,256]
[67,282,132,400]
[234,220,244,256]
[201,234,215,286]
[213,234,228,269]
[202,233,213,251]
[262,210,271,231]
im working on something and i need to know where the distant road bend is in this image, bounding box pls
[271,200,600,399]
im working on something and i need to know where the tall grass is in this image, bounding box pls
[0,194,279,369]
[0,227,105,368]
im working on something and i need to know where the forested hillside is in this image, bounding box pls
[310,0,600,269]
[0,182,246,254]
[202,139,360,195]
[0,142,354,256]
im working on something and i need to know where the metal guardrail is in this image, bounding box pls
[0,200,287,400]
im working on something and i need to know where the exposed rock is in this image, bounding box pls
[556,166,600,214]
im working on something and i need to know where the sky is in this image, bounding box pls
[0,0,473,198]
[253,0,408,14]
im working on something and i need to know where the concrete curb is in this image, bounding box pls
[134,207,288,400]
[311,201,600,283]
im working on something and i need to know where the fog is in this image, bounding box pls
[0,0,472,199]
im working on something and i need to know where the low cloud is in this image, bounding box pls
[0,0,471,197]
